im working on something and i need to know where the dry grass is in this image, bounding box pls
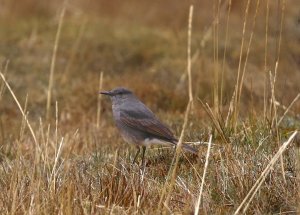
[0,0,300,214]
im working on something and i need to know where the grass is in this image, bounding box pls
[0,0,300,214]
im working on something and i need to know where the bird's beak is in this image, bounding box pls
[99,90,112,96]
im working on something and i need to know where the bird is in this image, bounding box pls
[100,87,197,164]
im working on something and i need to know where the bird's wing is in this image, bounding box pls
[120,108,176,142]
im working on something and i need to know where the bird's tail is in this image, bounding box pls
[172,140,198,155]
[169,139,198,155]
[182,143,198,155]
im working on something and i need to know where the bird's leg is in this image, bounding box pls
[132,147,140,165]
[141,146,146,167]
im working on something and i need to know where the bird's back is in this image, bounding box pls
[113,94,177,143]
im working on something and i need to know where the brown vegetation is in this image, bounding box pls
[0,0,299,214]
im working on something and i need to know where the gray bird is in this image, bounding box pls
[100,87,197,164]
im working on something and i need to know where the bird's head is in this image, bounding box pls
[100,87,133,104]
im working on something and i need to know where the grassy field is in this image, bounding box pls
[0,0,300,214]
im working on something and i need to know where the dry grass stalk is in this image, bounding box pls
[194,134,212,215]
[49,137,65,192]
[159,6,195,210]
[55,101,58,145]
[295,134,300,212]
[175,49,199,92]
[200,1,227,48]
[200,99,228,144]
[46,5,66,121]
[269,0,285,126]
[97,71,104,128]
[61,18,87,84]
[18,94,29,142]
[212,0,221,115]
[225,89,235,127]
[275,0,285,63]
[269,62,286,184]
[187,5,194,103]
[232,0,251,131]
[263,0,270,121]
[278,93,300,125]
[0,61,9,102]
[110,149,121,208]
[234,130,298,214]
[161,101,192,211]
[220,0,232,107]
[0,72,40,152]
[237,0,261,108]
